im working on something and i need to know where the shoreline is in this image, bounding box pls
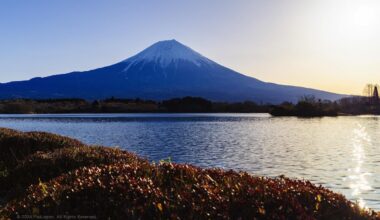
[0,112,378,117]
[0,128,379,219]
[0,97,378,116]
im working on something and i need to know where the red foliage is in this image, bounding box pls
[0,129,379,219]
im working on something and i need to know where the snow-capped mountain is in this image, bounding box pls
[123,39,213,69]
[0,40,344,103]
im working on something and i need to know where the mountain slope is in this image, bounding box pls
[0,40,344,103]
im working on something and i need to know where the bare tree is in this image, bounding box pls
[363,84,374,98]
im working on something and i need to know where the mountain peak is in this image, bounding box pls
[123,39,212,68]
[155,39,181,45]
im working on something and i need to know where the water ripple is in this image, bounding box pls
[0,113,378,210]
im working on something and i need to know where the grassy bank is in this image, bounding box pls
[0,128,378,219]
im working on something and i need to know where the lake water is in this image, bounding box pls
[0,113,379,211]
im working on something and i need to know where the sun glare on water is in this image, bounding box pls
[349,124,373,210]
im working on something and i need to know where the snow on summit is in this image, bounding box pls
[123,40,213,68]
[0,39,344,103]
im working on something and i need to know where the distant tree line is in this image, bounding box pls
[269,96,340,117]
[1,89,380,116]
[0,97,269,114]
[270,83,380,117]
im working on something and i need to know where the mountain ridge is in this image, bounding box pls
[0,39,345,103]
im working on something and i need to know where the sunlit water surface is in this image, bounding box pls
[0,113,379,210]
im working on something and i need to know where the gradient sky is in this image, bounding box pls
[1,0,379,95]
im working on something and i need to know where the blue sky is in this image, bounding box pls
[1,0,379,94]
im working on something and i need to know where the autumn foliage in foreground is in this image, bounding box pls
[0,128,378,219]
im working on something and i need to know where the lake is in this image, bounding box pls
[0,113,379,210]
